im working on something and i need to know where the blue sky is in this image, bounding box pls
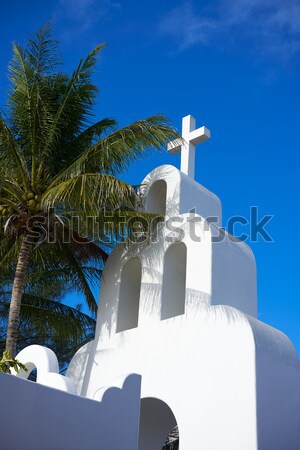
[1,0,300,353]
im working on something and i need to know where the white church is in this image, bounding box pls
[1,115,300,450]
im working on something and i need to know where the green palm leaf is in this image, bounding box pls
[41,44,105,163]
[51,115,180,182]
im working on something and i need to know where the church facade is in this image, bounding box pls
[3,115,300,450]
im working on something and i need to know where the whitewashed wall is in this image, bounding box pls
[0,372,141,450]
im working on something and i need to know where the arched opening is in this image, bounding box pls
[27,368,38,381]
[116,257,142,332]
[161,242,187,320]
[138,398,179,450]
[145,180,167,216]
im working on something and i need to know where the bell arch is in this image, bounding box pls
[161,242,187,320]
[144,179,167,216]
[116,257,142,332]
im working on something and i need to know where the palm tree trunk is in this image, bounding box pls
[6,235,31,357]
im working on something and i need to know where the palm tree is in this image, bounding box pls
[0,24,179,356]
[0,266,96,373]
[0,245,97,369]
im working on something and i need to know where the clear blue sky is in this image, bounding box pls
[1,0,299,353]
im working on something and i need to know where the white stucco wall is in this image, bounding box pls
[5,162,299,450]
[67,164,300,449]
[68,305,258,450]
[211,227,258,316]
[68,306,300,450]
[248,318,300,450]
[0,372,141,450]
[66,212,258,449]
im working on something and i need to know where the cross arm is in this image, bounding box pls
[189,126,210,145]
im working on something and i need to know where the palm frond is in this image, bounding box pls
[72,118,117,149]
[0,236,20,273]
[0,115,30,188]
[41,44,105,162]
[51,115,181,181]
[43,173,137,212]
[27,23,60,74]
[57,242,98,314]
[0,295,95,356]
[0,179,24,203]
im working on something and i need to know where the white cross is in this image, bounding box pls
[167,115,210,179]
